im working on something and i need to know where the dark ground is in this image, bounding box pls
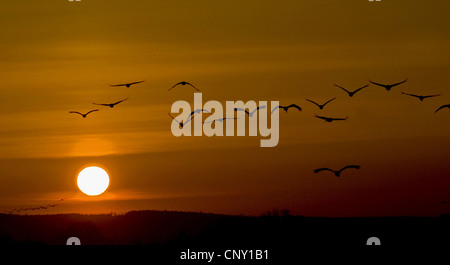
[0,210,448,262]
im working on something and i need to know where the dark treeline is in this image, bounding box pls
[0,210,449,247]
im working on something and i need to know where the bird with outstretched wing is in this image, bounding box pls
[109,80,145,88]
[369,78,407,91]
[305,98,336,109]
[315,115,348,122]
[334,84,368,97]
[401,92,440,102]
[314,165,360,177]
[169,81,199,91]
[168,113,195,128]
[69,109,99,118]
[271,104,302,114]
[93,98,128,108]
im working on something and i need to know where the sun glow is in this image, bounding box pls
[77,166,110,196]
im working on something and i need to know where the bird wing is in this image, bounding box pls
[221,117,238,122]
[69,111,83,115]
[168,82,182,91]
[306,99,321,107]
[391,78,408,87]
[315,115,328,120]
[168,113,181,124]
[234,108,250,115]
[190,109,211,119]
[435,104,450,113]
[401,92,418,98]
[113,98,128,105]
[340,165,361,172]
[423,94,441,98]
[286,104,302,111]
[334,84,350,94]
[128,80,145,86]
[187,110,198,120]
[204,117,238,124]
[323,97,336,106]
[109,83,126,87]
[187,111,196,120]
[195,108,211,114]
[207,118,225,123]
[186,82,200,91]
[369,80,387,88]
[313,168,334,174]
[353,84,369,93]
[93,103,110,106]
[86,109,99,115]
[250,105,266,115]
[332,116,348,121]
[271,105,280,114]
[185,114,195,124]
[256,105,267,110]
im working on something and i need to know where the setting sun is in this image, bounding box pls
[77,166,110,196]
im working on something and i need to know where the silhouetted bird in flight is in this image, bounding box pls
[401,92,440,102]
[168,113,194,128]
[435,104,450,113]
[369,78,408,91]
[93,98,128,108]
[306,98,336,109]
[314,165,360,177]
[335,84,368,97]
[315,115,348,122]
[69,109,99,118]
[271,104,302,114]
[187,109,211,120]
[203,117,238,124]
[109,80,145,88]
[234,105,266,117]
[169,81,199,91]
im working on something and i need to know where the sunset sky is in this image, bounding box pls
[0,0,449,217]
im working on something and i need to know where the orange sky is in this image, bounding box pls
[0,0,449,217]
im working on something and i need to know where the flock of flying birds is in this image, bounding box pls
[5,199,64,215]
[164,78,447,179]
[307,78,447,176]
[5,77,448,215]
[68,80,198,118]
[310,78,447,177]
[168,78,447,179]
[69,77,449,179]
[3,81,199,215]
[68,80,144,118]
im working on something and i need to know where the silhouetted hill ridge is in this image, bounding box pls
[0,210,449,246]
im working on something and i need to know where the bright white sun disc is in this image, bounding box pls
[77,166,110,196]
